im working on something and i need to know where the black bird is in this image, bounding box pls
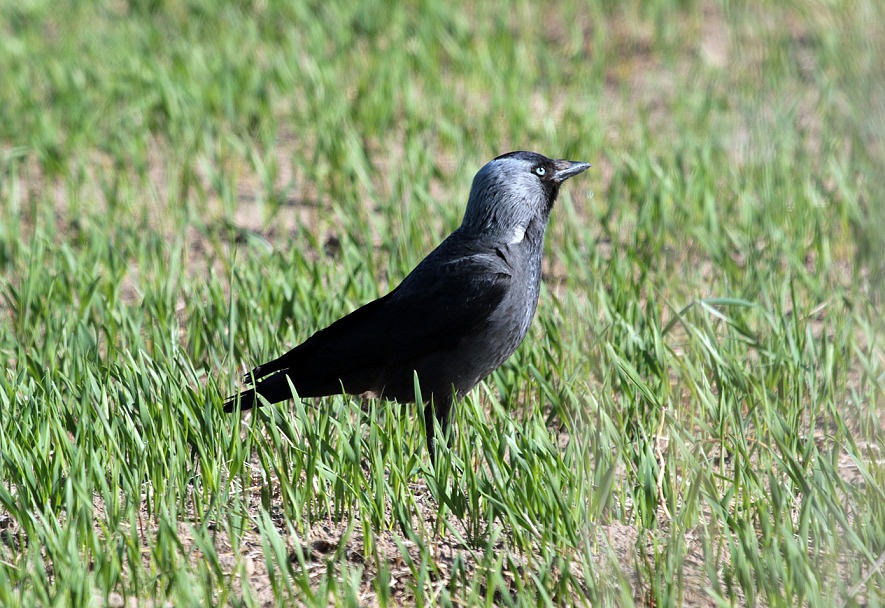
[224,151,590,458]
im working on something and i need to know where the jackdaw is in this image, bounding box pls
[224,151,590,458]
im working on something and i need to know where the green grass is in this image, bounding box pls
[1,0,883,605]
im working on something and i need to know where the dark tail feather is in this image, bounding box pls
[223,388,257,412]
[223,372,296,413]
[242,351,293,385]
[242,364,266,385]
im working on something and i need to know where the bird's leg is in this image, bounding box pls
[423,396,453,462]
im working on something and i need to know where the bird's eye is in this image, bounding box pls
[534,166,547,177]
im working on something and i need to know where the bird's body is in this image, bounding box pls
[225,151,590,457]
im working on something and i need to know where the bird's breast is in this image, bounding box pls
[473,243,544,367]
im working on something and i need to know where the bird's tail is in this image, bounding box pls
[223,372,295,412]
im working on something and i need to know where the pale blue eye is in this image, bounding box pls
[534,166,546,176]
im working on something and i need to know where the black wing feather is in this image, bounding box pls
[224,249,512,410]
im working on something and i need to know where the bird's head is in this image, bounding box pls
[460,151,590,244]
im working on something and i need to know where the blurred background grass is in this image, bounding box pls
[0,0,883,606]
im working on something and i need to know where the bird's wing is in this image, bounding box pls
[247,250,512,390]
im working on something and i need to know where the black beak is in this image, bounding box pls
[552,160,591,183]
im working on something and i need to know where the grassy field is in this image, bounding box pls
[1,0,883,605]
